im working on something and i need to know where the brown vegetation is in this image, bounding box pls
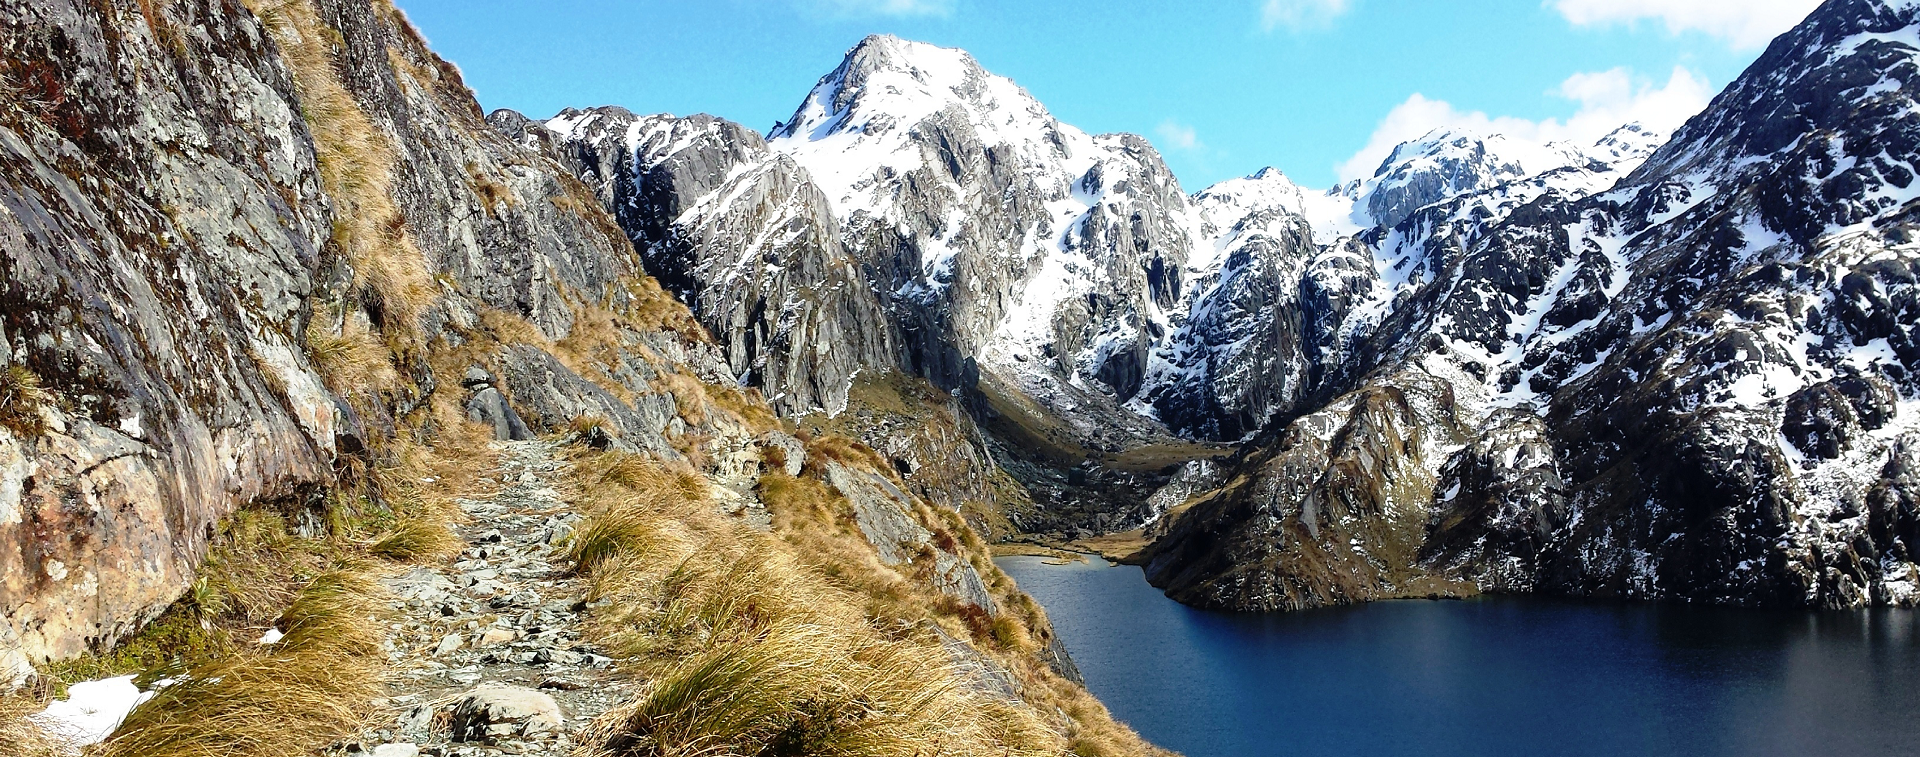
[560,450,1062,757]
[0,691,63,757]
[0,364,48,438]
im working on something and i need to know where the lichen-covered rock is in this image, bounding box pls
[0,0,339,671]
[824,461,997,614]
[449,683,564,743]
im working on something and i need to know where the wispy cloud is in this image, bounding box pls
[800,0,953,19]
[1260,0,1352,31]
[1548,0,1821,49]
[1336,66,1714,183]
[1157,120,1205,152]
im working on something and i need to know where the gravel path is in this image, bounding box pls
[332,440,634,757]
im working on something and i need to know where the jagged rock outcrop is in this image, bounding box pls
[493,107,898,416]
[1132,169,1324,440]
[824,461,999,613]
[768,35,1199,413]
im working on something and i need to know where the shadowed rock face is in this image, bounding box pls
[491,107,899,417]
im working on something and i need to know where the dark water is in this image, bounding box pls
[997,555,1920,757]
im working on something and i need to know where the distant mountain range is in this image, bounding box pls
[493,0,1920,613]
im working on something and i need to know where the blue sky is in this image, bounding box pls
[390,0,1823,190]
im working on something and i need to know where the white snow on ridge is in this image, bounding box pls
[769,35,1096,221]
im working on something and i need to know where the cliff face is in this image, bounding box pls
[0,0,339,678]
[492,107,900,417]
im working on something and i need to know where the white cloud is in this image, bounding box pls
[1261,0,1352,31]
[803,0,952,18]
[1549,0,1821,49]
[1157,120,1204,151]
[1335,66,1714,183]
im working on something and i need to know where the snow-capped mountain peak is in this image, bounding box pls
[768,35,1090,219]
[1361,127,1591,228]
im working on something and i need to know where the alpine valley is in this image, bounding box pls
[3,0,1920,754]
[503,0,1920,613]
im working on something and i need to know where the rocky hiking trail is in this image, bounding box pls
[331,440,631,757]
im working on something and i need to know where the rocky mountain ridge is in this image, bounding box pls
[512,35,1671,533]
[513,0,1920,614]
[1144,0,1920,611]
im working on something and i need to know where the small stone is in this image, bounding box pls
[435,633,463,656]
[478,627,517,646]
[536,677,582,691]
[448,684,563,744]
[371,744,421,757]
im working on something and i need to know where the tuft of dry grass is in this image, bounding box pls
[0,691,63,757]
[306,316,401,394]
[704,383,781,434]
[368,515,462,562]
[96,569,386,757]
[654,371,711,427]
[465,161,515,216]
[803,434,894,478]
[592,622,1056,757]
[559,451,1063,757]
[0,364,49,438]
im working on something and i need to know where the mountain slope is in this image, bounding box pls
[1144,0,1920,611]
[492,106,898,416]
[1,4,1171,756]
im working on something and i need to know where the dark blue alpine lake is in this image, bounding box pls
[997,555,1920,757]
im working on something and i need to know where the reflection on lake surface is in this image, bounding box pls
[998,555,1920,757]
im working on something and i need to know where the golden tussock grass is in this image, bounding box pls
[0,691,63,757]
[96,569,386,757]
[464,160,516,216]
[653,370,711,427]
[305,313,403,396]
[368,515,463,562]
[623,277,709,344]
[558,450,1061,757]
[751,442,1172,757]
